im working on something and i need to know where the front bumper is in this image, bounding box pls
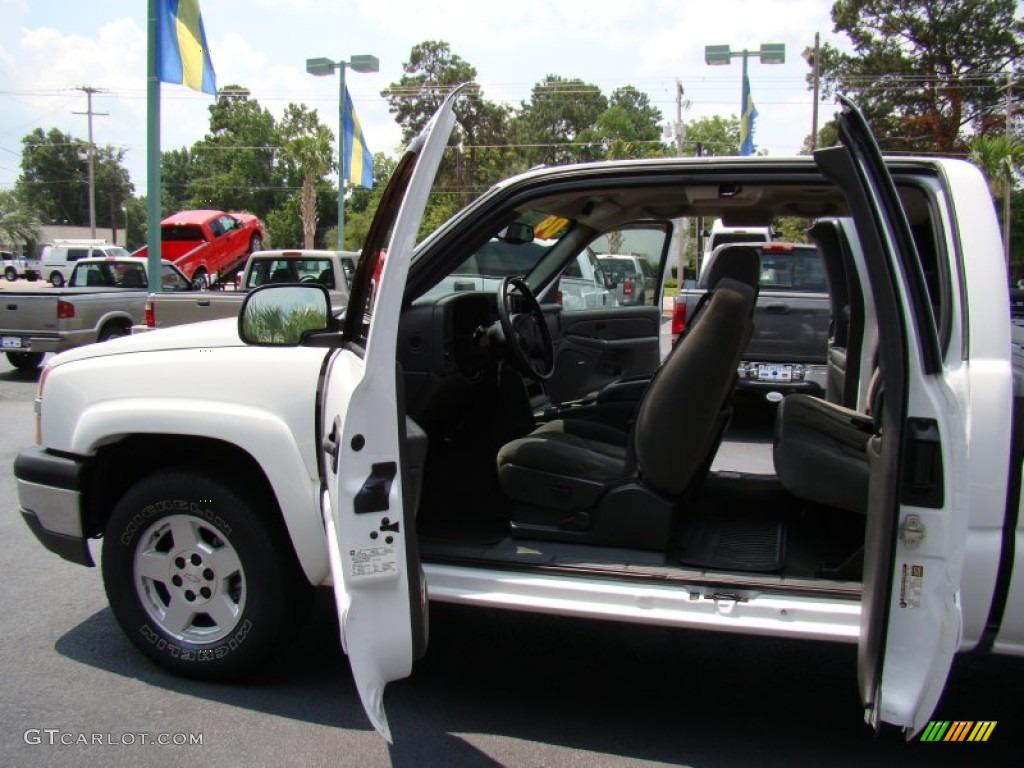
[14,446,93,567]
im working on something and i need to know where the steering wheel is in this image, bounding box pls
[300,275,319,283]
[496,276,554,381]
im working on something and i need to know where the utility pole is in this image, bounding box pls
[1005,74,1013,267]
[675,79,688,284]
[73,86,108,239]
[811,32,821,151]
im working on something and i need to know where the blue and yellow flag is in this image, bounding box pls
[739,71,757,156]
[156,0,217,95]
[343,86,373,189]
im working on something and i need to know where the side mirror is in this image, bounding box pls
[239,284,333,346]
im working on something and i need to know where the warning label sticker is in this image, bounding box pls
[348,546,398,581]
[899,563,924,609]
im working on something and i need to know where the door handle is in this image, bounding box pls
[322,416,341,472]
[764,302,789,314]
[354,462,398,514]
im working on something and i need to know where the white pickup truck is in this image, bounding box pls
[13,91,1023,742]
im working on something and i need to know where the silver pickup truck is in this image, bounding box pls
[138,249,355,331]
[0,256,191,369]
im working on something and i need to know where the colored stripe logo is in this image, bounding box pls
[920,721,996,742]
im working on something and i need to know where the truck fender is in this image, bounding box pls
[70,398,330,585]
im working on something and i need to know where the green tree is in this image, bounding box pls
[93,145,133,234]
[279,103,335,248]
[969,134,1024,197]
[160,147,198,215]
[332,153,398,250]
[809,0,1023,153]
[0,189,43,251]
[585,86,667,160]
[16,127,134,230]
[382,41,517,208]
[682,115,741,156]
[184,86,286,219]
[516,75,609,165]
[17,127,88,224]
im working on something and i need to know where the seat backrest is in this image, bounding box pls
[269,267,292,284]
[674,245,759,349]
[317,268,335,288]
[634,278,755,495]
[701,244,761,294]
[120,269,144,288]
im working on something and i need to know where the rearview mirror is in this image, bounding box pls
[239,284,333,346]
[499,222,535,245]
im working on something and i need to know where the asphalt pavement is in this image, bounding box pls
[0,352,1021,767]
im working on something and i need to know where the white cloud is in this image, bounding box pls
[0,0,855,193]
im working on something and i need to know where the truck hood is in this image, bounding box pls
[48,317,244,367]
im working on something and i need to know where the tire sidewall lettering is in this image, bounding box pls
[120,499,232,546]
[138,619,252,661]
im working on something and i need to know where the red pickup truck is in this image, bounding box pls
[133,209,263,289]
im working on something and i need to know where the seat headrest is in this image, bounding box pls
[704,245,761,294]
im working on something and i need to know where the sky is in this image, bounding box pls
[0,0,850,197]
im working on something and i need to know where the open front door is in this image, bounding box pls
[824,98,968,736]
[319,87,463,741]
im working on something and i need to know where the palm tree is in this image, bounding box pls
[969,135,1024,197]
[279,104,335,249]
[969,135,1024,267]
[0,189,43,251]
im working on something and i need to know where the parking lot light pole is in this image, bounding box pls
[306,54,379,250]
[704,43,785,154]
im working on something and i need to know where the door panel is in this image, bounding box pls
[320,85,464,742]
[825,97,967,736]
[543,304,662,404]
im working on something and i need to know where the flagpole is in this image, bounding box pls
[337,65,347,250]
[146,0,162,290]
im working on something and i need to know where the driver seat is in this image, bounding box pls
[497,278,757,550]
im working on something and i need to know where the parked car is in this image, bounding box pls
[598,255,657,305]
[39,240,130,287]
[133,209,263,289]
[2,251,41,282]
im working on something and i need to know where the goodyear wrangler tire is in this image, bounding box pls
[102,469,312,680]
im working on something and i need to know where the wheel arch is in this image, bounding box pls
[86,432,327,585]
[96,313,134,339]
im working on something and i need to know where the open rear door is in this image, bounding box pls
[822,98,969,735]
[319,87,463,741]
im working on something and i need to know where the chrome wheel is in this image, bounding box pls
[133,513,246,644]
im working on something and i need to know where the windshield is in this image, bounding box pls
[420,211,572,300]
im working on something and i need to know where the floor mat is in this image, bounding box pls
[676,517,787,572]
